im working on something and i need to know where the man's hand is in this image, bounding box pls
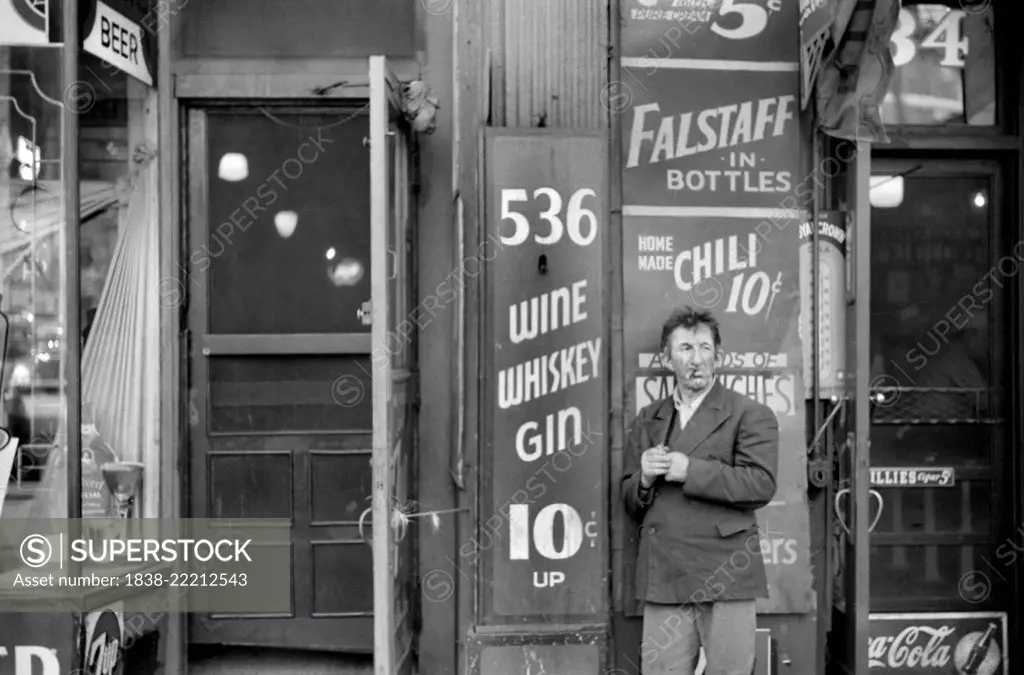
[665,452,689,483]
[640,446,671,487]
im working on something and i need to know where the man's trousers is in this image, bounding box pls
[639,599,756,675]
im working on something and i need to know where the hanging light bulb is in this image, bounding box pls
[326,247,337,261]
[972,191,987,209]
[274,211,298,238]
[328,258,365,287]
[218,153,249,181]
[869,175,903,208]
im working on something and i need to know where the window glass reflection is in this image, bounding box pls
[882,4,996,126]
[1,44,66,519]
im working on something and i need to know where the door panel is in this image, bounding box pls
[186,105,376,651]
[369,55,417,675]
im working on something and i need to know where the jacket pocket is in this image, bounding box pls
[715,513,757,538]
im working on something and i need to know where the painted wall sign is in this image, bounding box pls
[870,467,955,488]
[0,647,60,675]
[799,210,846,399]
[622,68,801,211]
[868,612,1007,675]
[0,614,70,675]
[621,0,798,63]
[484,131,607,622]
[624,215,800,357]
[82,0,157,86]
[80,605,124,675]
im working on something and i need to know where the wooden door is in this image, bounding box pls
[369,55,417,675]
[828,142,873,674]
[186,103,378,651]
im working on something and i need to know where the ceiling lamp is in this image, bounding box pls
[870,175,903,209]
[218,153,249,182]
[274,211,298,238]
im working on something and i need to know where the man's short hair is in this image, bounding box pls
[660,306,722,351]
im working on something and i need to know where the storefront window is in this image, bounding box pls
[1,42,67,519]
[17,46,159,521]
[881,3,996,126]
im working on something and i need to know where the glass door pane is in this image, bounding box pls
[868,162,1007,611]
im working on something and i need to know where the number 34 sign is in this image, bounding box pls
[621,0,799,63]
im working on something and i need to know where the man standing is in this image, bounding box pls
[622,306,779,675]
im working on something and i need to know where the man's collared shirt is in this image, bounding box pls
[673,385,710,431]
[637,386,712,502]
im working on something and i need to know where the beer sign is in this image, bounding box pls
[868,613,1007,675]
[622,68,801,211]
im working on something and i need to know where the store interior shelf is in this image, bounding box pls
[869,386,1004,426]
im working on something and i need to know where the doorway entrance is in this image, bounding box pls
[867,159,1012,615]
[184,101,379,652]
[828,156,1016,673]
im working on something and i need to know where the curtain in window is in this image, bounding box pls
[26,148,159,520]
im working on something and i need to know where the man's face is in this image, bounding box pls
[663,324,722,394]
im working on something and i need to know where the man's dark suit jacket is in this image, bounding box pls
[622,381,779,604]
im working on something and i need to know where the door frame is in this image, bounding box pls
[865,155,1021,657]
[369,54,419,675]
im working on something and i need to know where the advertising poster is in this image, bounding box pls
[624,215,801,358]
[621,0,799,63]
[868,612,1008,675]
[621,67,801,211]
[80,604,124,675]
[483,131,607,622]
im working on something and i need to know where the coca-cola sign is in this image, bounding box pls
[868,613,1008,675]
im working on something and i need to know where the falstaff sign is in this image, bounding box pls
[623,68,801,211]
[483,131,608,622]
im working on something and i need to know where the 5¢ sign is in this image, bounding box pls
[623,0,796,62]
[709,0,783,41]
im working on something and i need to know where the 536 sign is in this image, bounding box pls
[499,188,599,247]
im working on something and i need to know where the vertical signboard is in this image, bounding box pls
[619,0,812,619]
[483,130,607,623]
